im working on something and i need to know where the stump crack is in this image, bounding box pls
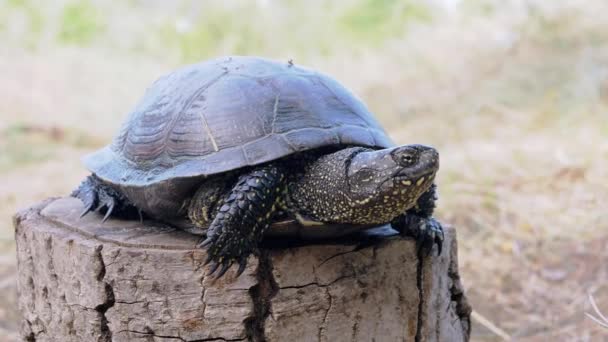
[317,287,333,342]
[318,247,360,267]
[414,250,425,342]
[24,318,45,342]
[277,274,354,290]
[115,328,246,341]
[448,246,472,340]
[245,251,279,342]
[95,245,115,342]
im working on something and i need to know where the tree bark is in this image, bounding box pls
[14,198,471,342]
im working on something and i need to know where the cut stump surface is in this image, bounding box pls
[14,198,471,341]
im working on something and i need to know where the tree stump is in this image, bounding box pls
[14,198,471,342]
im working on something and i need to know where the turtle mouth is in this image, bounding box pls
[392,170,437,190]
[394,169,436,181]
[374,169,436,193]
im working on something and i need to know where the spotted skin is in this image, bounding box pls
[287,146,438,225]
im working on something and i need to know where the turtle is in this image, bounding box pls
[72,56,443,278]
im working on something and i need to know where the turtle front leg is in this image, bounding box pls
[391,184,444,256]
[196,164,285,278]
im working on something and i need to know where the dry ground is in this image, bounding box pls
[1,1,608,341]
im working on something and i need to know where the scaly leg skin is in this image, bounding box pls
[186,177,232,233]
[196,164,285,279]
[71,174,140,221]
[391,184,444,256]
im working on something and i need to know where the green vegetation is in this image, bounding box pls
[1,0,440,63]
[3,0,44,49]
[158,7,263,63]
[0,124,55,172]
[57,1,104,45]
[157,2,346,62]
[340,0,432,42]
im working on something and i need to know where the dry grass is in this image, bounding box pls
[1,1,608,340]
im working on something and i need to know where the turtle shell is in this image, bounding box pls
[85,56,394,187]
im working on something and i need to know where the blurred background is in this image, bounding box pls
[1,0,607,340]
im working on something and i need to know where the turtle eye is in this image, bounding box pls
[401,154,413,164]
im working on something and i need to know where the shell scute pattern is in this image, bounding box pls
[84,56,393,186]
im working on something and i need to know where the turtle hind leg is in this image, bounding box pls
[187,176,233,231]
[71,175,140,221]
[196,164,285,279]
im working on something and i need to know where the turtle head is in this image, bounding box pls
[346,144,439,213]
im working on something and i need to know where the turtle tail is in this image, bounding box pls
[71,175,141,221]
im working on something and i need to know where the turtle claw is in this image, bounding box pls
[415,218,444,257]
[101,199,115,223]
[392,215,444,257]
[198,236,214,249]
[205,258,236,279]
[203,248,215,265]
[74,182,96,218]
[80,203,94,218]
[207,261,220,275]
[205,257,237,279]
[199,231,253,279]
[236,257,248,277]
[215,261,232,279]
[199,233,218,265]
